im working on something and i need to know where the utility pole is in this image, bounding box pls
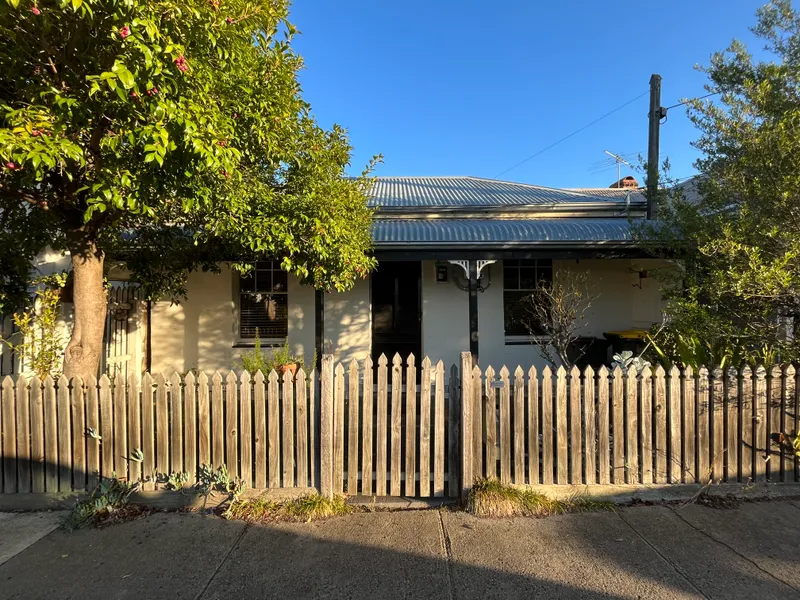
[647,74,665,220]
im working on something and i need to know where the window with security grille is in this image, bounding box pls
[503,259,553,337]
[238,261,288,340]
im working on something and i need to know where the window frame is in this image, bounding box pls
[235,261,289,346]
[503,259,553,344]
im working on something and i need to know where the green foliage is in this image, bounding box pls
[238,329,316,375]
[642,290,782,369]
[794,431,800,458]
[1,0,379,310]
[156,470,189,491]
[610,350,650,374]
[195,463,245,499]
[239,328,267,374]
[64,475,139,531]
[637,0,800,366]
[1,272,67,378]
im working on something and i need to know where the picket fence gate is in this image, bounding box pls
[1,352,798,503]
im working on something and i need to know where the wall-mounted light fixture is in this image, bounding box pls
[629,267,649,289]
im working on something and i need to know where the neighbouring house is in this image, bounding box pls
[1,176,671,376]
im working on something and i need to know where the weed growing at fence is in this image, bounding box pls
[467,478,614,518]
[225,493,350,523]
[63,476,140,531]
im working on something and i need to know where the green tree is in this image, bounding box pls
[0,0,379,380]
[642,0,800,365]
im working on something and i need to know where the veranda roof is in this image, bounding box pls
[371,218,636,248]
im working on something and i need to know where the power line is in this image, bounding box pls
[494,90,649,179]
[664,91,720,112]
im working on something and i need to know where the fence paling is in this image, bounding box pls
[667,366,681,483]
[434,360,446,497]
[513,367,525,485]
[653,365,668,483]
[527,366,539,486]
[597,367,610,485]
[584,366,596,485]
[419,357,432,497]
[640,367,653,485]
[4,359,800,500]
[362,358,374,496]
[347,360,359,494]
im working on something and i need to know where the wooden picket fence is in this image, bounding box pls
[1,353,799,503]
[460,357,800,489]
[0,369,317,495]
[318,354,461,499]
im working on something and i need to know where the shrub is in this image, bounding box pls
[2,273,67,379]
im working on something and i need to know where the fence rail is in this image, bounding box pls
[1,354,799,502]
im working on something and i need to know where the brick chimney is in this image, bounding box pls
[609,175,639,189]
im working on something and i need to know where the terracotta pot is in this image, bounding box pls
[279,363,298,379]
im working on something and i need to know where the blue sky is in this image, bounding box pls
[290,1,765,188]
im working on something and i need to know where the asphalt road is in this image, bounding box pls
[2,500,799,599]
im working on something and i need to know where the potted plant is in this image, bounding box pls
[270,340,300,378]
[239,331,316,380]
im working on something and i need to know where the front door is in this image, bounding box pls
[371,261,421,363]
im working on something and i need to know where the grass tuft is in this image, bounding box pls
[467,478,615,518]
[225,493,351,523]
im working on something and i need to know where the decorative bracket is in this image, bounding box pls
[477,260,496,278]
[448,259,496,279]
[448,260,469,278]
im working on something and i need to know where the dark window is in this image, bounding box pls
[238,261,288,339]
[503,259,552,337]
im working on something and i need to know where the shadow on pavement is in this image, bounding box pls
[2,503,800,599]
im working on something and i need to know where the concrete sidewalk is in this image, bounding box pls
[2,501,800,599]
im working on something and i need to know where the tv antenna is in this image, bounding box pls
[604,150,632,187]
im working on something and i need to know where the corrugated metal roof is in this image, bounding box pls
[372,218,635,247]
[568,187,647,202]
[367,176,645,208]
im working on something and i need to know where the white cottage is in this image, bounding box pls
[1,176,668,377]
[146,176,668,374]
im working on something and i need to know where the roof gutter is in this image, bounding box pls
[372,240,637,250]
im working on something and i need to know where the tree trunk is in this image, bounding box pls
[62,240,107,381]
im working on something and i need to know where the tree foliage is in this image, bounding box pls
[641,0,800,365]
[0,0,378,377]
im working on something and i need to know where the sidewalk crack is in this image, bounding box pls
[616,510,710,599]
[437,510,456,600]
[195,522,249,600]
[667,505,800,594]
